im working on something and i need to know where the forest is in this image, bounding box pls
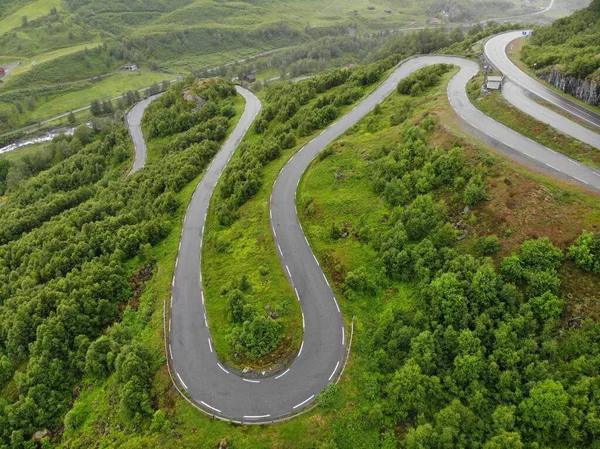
[293,65,600,447]
[0,3,598,446]
[522,0,600,79]
[0,78,239,446]
[351,120,600,448]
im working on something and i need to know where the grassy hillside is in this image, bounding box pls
[53,63,600,449]
[522,0,600,80]
[0,0,553,136]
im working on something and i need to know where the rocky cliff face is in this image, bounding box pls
[537,70,600,107]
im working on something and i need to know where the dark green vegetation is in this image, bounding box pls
[204,59,406,368]
[0,78,240,446]
[522,0,600,79]
[570,231,600,275]
[0,129,99,197]
[296,65,600,448]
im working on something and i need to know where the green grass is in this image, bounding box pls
[467,74,600,169]
[0,140,49,162]
[0,0,62,36]
[8,70,174,124]
[56,57,600,449]
[7,42,104,78]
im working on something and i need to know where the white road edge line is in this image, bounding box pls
[243,378,260,383]
[208,338,213,353]
[329,361,340,381]
[201,401,222,413]
[275,368,290,379]
[333,296,340,313]
[244,414,270,419]
[217,363,229,374]
[176,372,188,389]
[342,327,345,346]
[293,395,315,409]
[298,341,304,357]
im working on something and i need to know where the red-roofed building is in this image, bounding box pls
[0,68,5,78]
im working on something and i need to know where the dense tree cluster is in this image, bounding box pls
[397,64,452,96]
[337,111,599,447]
[0,79,238,445]
[216,59,399,227]
[522,0,600,79]
[142,78,236,140]
[223,280,282,361]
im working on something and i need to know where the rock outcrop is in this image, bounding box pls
[537,69,600,107]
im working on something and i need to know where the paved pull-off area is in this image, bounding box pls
[124,51,600,425]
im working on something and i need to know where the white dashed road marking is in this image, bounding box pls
[329,361,340,381]
[293,395,314,409]
[201,401,221,413]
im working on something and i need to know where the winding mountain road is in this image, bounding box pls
[126,93,164,175]
[484,31,600,145]
[159,53,600,425]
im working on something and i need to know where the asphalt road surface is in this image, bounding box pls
[165,56,600,425]
[501,80,600,149]
[485,31,600,137]
[126,93,163,175]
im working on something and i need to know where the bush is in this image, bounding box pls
[501,255,524,282]
[530,291,564,321]
[525,270,561,298]
[463,175,486,206]
[317,383,341,408]
[344,266,378,297]
[520,238,563,271]
[228,315,283,360]
[568,231,600,274]
[475,235,501,256]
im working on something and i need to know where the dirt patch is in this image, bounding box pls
[125,263,154,311]
[430,108,600,324]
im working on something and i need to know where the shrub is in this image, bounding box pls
[568,231,600,274]
[520,238,563,271]
[228,315,283,360]
[344,266,378,297]
[530,291,564,321]
[475,235,501,256]
[463,175,487,206]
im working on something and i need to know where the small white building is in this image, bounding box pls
[485,75,503,91]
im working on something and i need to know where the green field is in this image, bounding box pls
[0,0,62,36]
[0,0,561,135]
